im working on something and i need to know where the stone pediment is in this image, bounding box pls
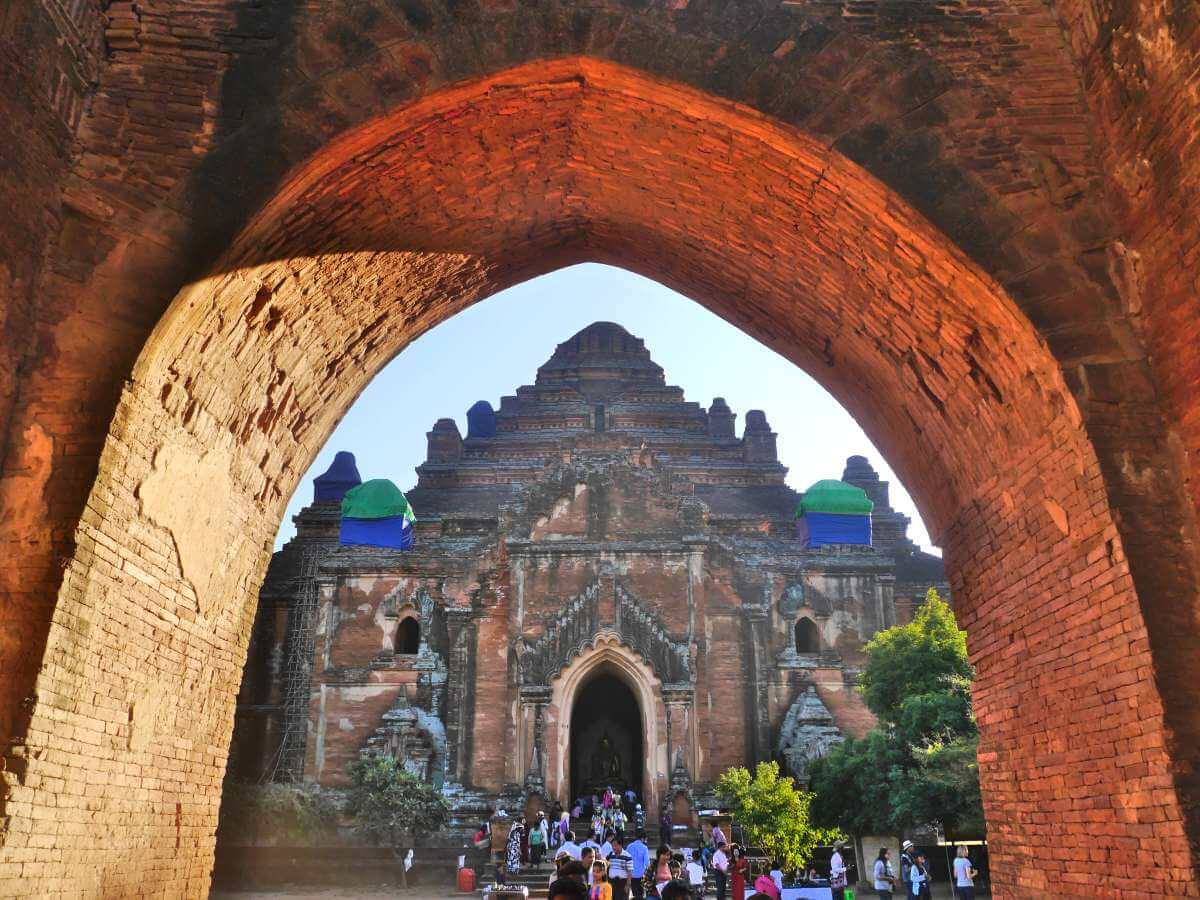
[515,581,692,686]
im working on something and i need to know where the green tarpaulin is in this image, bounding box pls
[796,479,874,517]
[341,478,416,523]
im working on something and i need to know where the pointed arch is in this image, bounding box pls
[545,633,669,814]
[395,616,420,655]
[795,618,821,655]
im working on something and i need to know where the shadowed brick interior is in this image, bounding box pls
[1,3,1199,898]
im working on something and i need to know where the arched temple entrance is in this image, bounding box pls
[570,670,644,803]
[546,634,670,815]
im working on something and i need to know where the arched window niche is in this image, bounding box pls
[794,617,821,655]
[395,616,420,655]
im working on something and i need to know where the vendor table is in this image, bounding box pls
[483,887,530,900]
[780,888,833,900]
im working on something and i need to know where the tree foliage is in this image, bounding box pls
[217,782,338,845]
[807,732,909,837]
[345,755,449,846]
[715,761,842,870]
[859,589,972,726]
[894,736,984,836]
[808,589,984,838]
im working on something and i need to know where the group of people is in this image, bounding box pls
[484,806,980,900]
[570,787,643,842]
[544,822,760,900]
[871,840,979,900]
[543,826,661,900]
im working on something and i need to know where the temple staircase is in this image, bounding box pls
[488,820,703,900]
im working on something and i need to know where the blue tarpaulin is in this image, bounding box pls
[339,514,415,550]
[796,512,872,548]
[314,451,362,503]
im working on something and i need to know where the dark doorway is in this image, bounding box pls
[396,617,420,654]
[795,617,820,654]
[570,670,643,801]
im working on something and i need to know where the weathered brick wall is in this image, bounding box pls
[0,0,104,756]
[1049,0,1200,844]
[0,4,1198,897]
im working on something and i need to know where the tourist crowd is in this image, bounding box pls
[480,791,980,900]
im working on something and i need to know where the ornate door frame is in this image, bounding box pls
[543,632,668,812]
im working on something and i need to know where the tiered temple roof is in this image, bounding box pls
[408,321,796,521]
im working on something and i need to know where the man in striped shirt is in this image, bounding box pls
[606,834,634,900]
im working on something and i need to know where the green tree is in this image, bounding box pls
[859,589,972,726]
[715,761,842,870]
[894,735,985,836]
[345,755,449,886]
[807,731,909,836]
[808,589,984,838]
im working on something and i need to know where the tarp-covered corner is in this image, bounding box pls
[340,478,415,550]
[796,479,874,517]
[795,479,872,547]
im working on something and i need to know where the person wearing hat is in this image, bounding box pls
[899,841,915,890]
[829,840,848,899]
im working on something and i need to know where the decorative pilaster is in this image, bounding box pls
[663,684,695,800]
[444,605,476,783]
[741,592,772,765]
[521,685,551,797]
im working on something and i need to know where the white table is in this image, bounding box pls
[780,887,833,900]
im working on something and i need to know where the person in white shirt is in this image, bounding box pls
[561,832,583,861]
[829,841,848,900]
[686,856,706,900]
[583,837,603,856]
[768,862,784,895]
[711,842,730,900]
[872,847,895,900]
[952,846,977,900]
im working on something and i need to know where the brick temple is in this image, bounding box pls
[229,322,945,820]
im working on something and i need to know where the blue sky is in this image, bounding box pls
[274,263,935,552]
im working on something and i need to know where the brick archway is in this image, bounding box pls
[1,57,1196,898]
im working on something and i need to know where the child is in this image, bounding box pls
[591,858,613,900]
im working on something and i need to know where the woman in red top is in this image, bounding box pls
[730,845,749,900]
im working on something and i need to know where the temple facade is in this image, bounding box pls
[228,322,945,820]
